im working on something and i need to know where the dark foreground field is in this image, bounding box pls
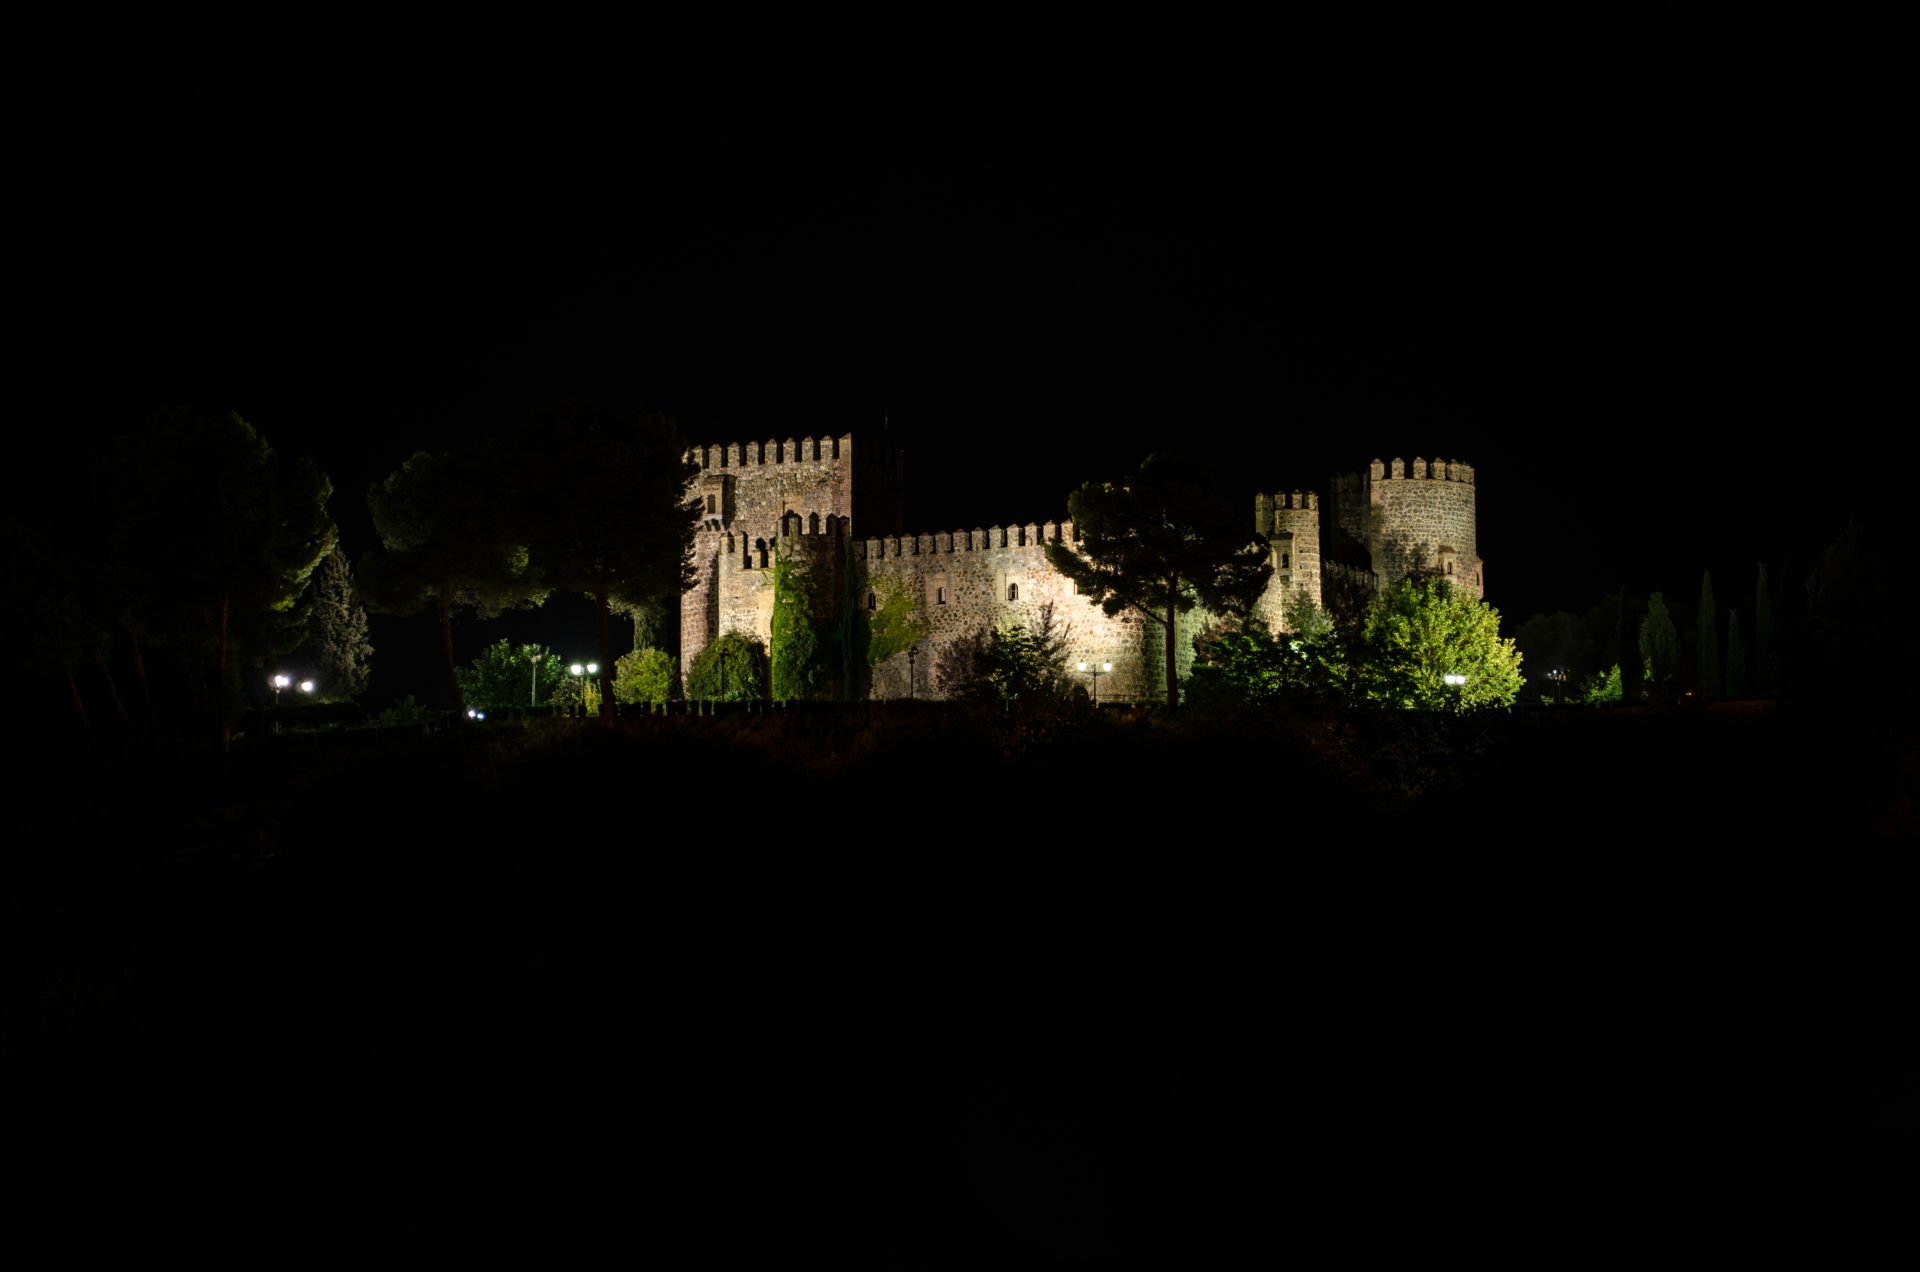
[8,702,1914,1260]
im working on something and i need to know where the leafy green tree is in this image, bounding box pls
[454,639,566,712]
[768,543,823,702]
[1639,592,1680,694]
[509,403,702,724]
[1577,663,1623,705]
[1697,570,1720,699]
[1355,575,1523,712]
[1282,589,1333,643]
[1045,452,1272,710]
[302,549,373,700]
[361,445,535,719]
[969,601,1074,706]
[685,629,768,703]
[1189,627,1316,712]
[614,647,677,711]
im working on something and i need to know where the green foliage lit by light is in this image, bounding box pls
[1577,662,1623,705]
[686,629,768,703]
[767,544,823,703]
[1359,576,1524,712]
[454,638,566,711]
[614,646,676,711]
[974,601,1073,705]
[864,571,930,668]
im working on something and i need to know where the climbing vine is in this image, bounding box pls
[768,542,823,703]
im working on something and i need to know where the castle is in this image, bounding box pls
[678,435,1482,702]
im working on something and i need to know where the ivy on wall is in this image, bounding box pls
[768,542,823,703]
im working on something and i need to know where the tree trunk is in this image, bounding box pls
[596,583,614,725]
[441,593,468,721]
[95,655,131,725]
[65,664,91,731]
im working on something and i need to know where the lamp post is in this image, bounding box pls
[530,650,544,707]
[271,674,290,733]
[569,662,597,718]
[1077,660,1112,706]
[907,646,918,701]
[1544,668,1565,706]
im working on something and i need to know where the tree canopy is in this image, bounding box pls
[508,403,702,722]
[1357,576,1524,712]
[360,444,534,718]
[1045,452,1272,710]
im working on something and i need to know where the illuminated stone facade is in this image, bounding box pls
[677,436,1481,702]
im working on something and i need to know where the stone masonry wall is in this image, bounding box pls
[1365,457,1479,597]
[675,436,1482,699]
[857,525,1205,703]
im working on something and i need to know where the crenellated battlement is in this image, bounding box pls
[859,520,1074,561]
[1365,456,1474,483]
[684,434,853,469]
[679,433,1483,698]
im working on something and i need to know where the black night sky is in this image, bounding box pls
[9,9,1915,1258]
[19,9,1913,671]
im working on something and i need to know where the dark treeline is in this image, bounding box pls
[1510,513,1911,710]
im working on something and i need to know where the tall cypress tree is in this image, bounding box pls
[308,548,373,699]
[1640,592,1679,693]
[1725,609,1747,700]
[1754,562,1775,696]
[1697,570,1720,699]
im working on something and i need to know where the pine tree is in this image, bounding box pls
[1725,610,1747,699]
[308,548,373,699]
[1697,570,1719,700]
[1754,562,1775,696]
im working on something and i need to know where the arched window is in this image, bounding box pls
[1008,583,1018,602]
[1281,552,1290,569]
[706,494,716,514]
[936,587,945,605]
[866,592,877,610]
[1446,560,1454,575]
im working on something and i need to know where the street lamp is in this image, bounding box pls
[272,674,291,707]
[1543,667,1566,706]
[569,662,597,718]
[1077,659,1112,706]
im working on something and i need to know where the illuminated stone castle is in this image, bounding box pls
[678,436,1481,701]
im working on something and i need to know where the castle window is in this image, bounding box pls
[936,587,945,605]
[1008,583,1018,602]
[867,592,877,611]
[1281,552,1290,570]
[1446,560,1454,575]
[706,494,716,515]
